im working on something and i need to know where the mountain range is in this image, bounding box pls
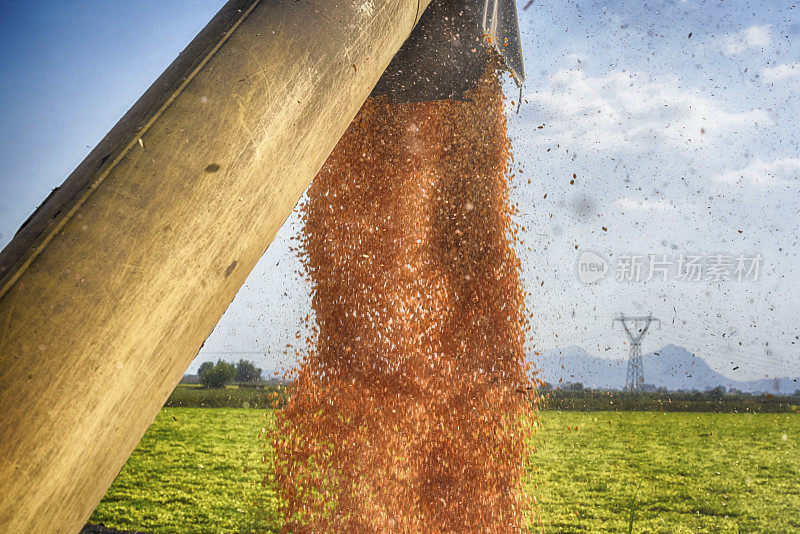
[532,344,799,394]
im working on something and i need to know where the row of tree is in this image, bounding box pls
[197,359,262,388]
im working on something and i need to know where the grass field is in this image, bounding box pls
[89,409,799,533]
[530,412,799,533]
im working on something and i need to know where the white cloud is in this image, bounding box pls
[722,25,770,55]
[526,69,770,152]
[617,197,676,212]
[714,158,800,185]
[762,62,800,83]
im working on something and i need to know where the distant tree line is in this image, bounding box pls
[535,382,800,413]
[197,359,263,388]
[538,382,800,397]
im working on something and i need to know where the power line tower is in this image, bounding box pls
[613,314,661,391]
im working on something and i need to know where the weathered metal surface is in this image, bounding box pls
[0,0,430,531]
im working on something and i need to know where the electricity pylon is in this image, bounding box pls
[613,314,661,391]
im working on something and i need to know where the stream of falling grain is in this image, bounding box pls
[269,66,538,532]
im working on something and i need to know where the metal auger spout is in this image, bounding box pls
[372,0,525,103]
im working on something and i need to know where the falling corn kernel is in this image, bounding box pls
[269,64,539,532]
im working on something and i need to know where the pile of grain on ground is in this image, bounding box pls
[269,66,537,532]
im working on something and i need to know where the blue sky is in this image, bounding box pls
[0,0,224,243]
[510,0,800,380]
[0,0,798,381]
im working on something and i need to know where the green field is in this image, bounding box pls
[530,412,799,532]
[90,409,799,533]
